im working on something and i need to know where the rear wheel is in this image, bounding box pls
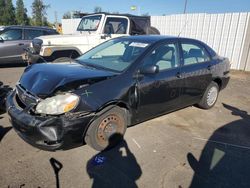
[146,26,160,35]
[85,106,128,151]
[198,81,219,109]
[53,57,73,63]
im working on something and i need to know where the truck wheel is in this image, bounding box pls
[198,81,219,109]
[53,57,73,63]
[146,26,160,35]
[84,106,128,151]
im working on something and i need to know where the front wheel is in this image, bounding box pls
[84,106,128,151]
[198,81,219,109]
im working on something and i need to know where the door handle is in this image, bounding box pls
[18,43,24,46]
[176,72,182,78]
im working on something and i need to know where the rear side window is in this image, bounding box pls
[181,43,210,65]
[103,17,128,34]
[0,29,22,40]
[24,29,44,40]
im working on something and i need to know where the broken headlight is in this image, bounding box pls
[36,93,79,115]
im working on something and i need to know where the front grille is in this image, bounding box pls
[32,38,43,54]
[16,84,39,107]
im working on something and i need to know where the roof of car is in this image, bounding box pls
[2,25,55,31]
[120,35,206,44]
[120,35,180,42]
[86,12,150,19]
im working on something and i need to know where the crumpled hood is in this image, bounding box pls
[37,33,99,46]
[19,62,116,97]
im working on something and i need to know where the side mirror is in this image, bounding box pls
[0,37,4,43]
[139,65,159,75]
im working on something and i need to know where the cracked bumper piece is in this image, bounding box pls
[6,91,95,151]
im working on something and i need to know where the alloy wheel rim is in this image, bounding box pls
[207,86,218,106]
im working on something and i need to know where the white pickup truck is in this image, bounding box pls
[25,13,160,63]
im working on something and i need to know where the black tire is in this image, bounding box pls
[146,26,160,35]
[84,106,128,151]
[0,84,12,112]
[53,57,73,63]
[198,81,219,109]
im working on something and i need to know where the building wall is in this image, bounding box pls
[62,12,250,71]
[151,13,250,71]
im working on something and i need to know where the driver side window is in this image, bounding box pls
[0,29,22,41]
[143,43,179,71]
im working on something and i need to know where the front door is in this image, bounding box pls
[100,16,130,43]
[136,41,183,121]
[0,28,24,63]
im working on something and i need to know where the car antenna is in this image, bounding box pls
[178,19,188,37]
[69,51,74,64]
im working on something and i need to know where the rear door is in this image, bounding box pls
[136,40,183,120]
[179,39,213,106]
[23,29,45,50]
[0,28,24,63]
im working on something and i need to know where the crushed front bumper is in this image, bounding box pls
[6,90,95,151]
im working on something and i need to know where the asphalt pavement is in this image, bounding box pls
[0,65,250,188]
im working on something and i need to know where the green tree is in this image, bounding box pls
[1,0,16,25]
[15,0,29,25]
[63,11,71,19]
[0,0,5,25]
[31,0,49,26]
[94,6,102,13]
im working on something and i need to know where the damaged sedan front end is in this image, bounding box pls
[7,89,95,150]
[6,62,117,150]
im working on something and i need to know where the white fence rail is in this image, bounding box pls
[62,12,250,71]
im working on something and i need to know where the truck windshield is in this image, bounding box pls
[77,38,151,72]
[77,15,102,31]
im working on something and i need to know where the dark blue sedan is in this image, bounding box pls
[6,35,230,151]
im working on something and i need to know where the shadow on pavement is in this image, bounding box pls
[86,134,142,188]
[50,158,63,188]
[0,126,12,142]
[187,103,250,188]
[0,62,27,68]
[0,81,13,112]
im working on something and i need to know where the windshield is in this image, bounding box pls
[77,38,151,72]
[77,15,102,31]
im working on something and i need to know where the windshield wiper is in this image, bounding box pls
[75,60,120,73]
[74,59,95,69]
